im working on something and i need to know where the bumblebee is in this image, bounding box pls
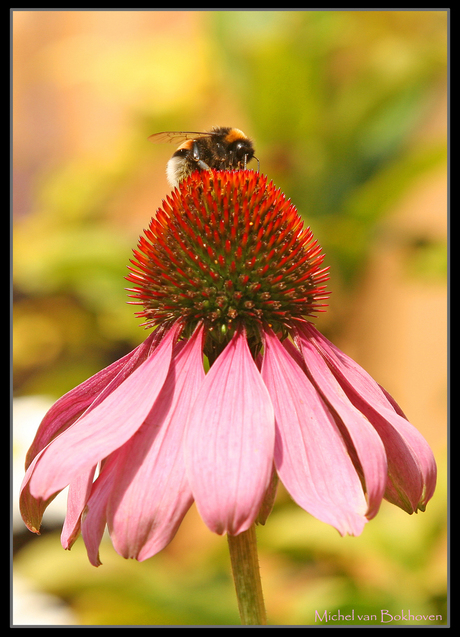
[148,126,258,188]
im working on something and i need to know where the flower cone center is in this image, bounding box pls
[127,170,329,359]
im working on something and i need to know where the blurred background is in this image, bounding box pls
[12,10,447,626]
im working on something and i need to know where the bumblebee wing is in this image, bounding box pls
[148,131,214,144]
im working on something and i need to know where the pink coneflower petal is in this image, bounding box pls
[25,333,158,469]
[106,329,205,562]
[28,325,179,502]
[81,455,120,567]
[299,322,437,512]
[61,467,97,549]
[185,329,275,536]
[262,328,368,536]
[293,334,388,520]
[19,451,58,534]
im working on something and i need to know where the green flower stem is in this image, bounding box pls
[227,524,268,625]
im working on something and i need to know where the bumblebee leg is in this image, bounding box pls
[197,159,211,171]
[192,141,212,172]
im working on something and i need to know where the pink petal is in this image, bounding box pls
[300,322,437,512]
[185,330,275,536]
[29,326,179,501]
[262,328,368,536]
[294,335,388,520]
[107,329,205,561]
[81,455,120,567]
[21,332,161,533]
[19,452,58,534]
[60,466,97,550]
[25,333,157,469]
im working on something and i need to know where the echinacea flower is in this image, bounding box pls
[20,169,436,566]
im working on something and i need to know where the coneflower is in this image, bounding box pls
[20,169,436,623]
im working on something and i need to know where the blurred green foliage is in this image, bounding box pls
[13,10,447,627]
[212,11,447,281]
